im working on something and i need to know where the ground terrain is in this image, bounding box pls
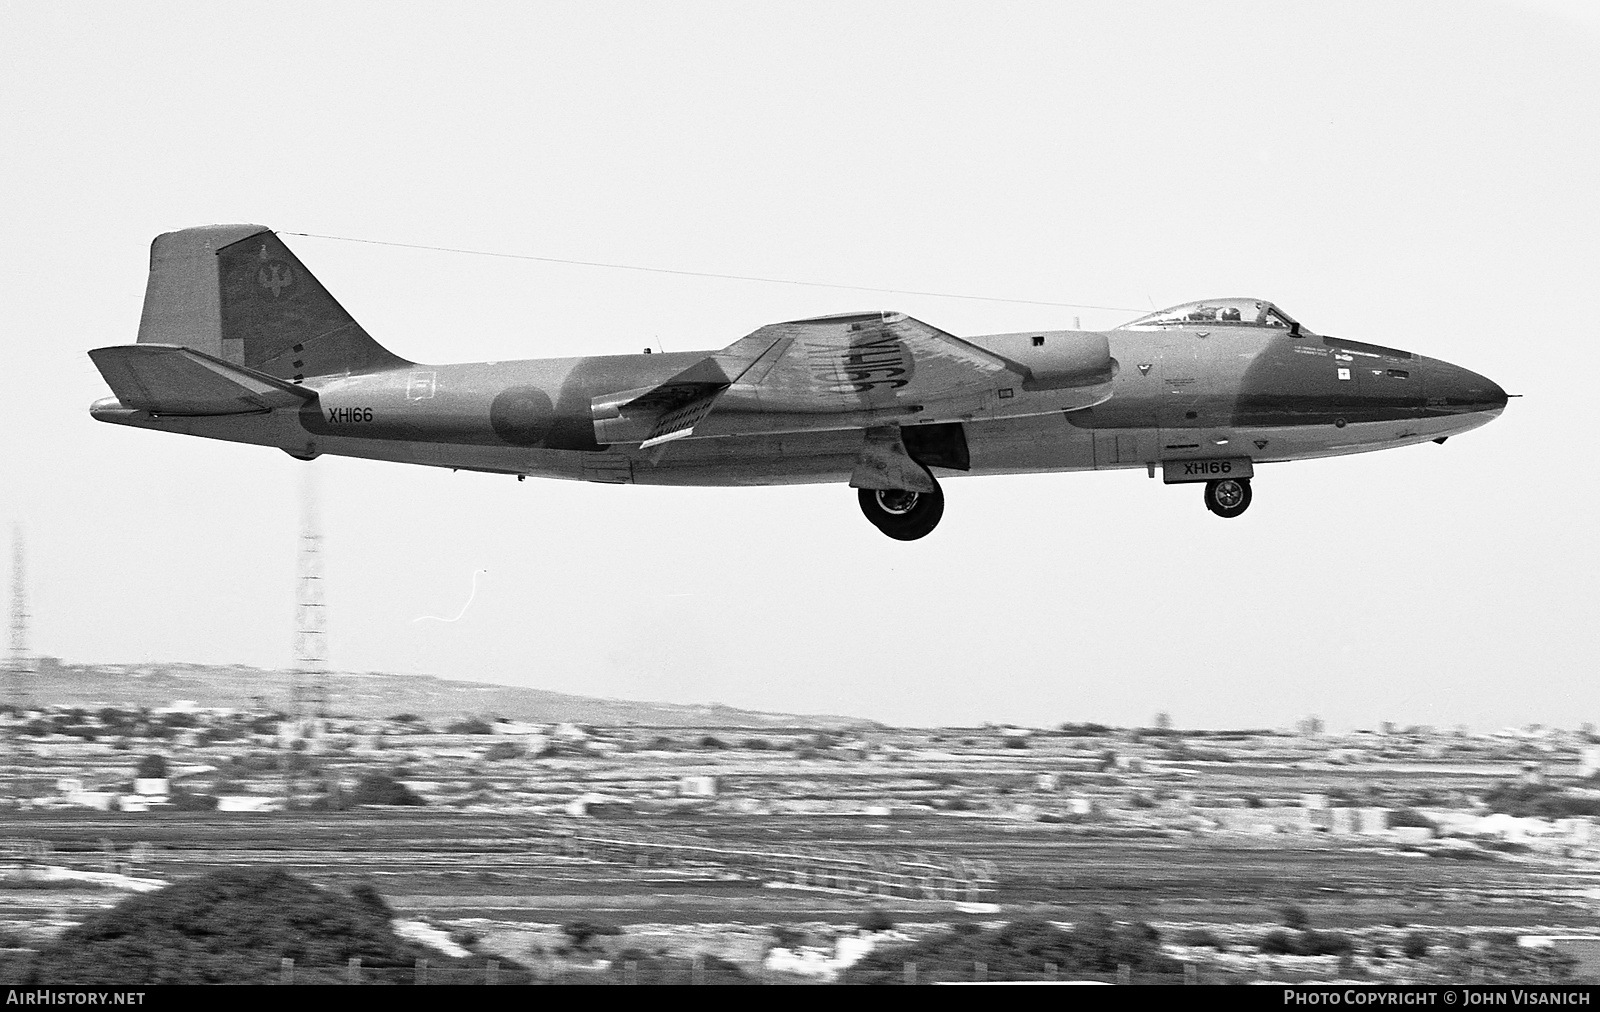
[2,668,1596,982]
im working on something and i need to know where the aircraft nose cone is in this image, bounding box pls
[1426,359,1507,415]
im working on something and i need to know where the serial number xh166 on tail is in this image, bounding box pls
[89,226,1508,540]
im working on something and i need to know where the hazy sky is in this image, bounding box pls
[4,2,1597,731]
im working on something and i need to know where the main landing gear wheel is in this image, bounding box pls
[858,480,945,541]
[1204,477,1252,518]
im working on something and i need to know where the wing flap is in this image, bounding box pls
[639,389,726,448]
[592,333,786,445]
[89,343,314,415]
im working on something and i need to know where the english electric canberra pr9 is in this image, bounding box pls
[90,226,1507,539]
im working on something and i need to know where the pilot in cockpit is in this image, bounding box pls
[1220,307,1242,322]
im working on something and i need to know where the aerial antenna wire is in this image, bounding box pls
[281,231,1144,314]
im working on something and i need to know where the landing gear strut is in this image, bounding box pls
[858,479,945,541]
[1204,477,1252,518]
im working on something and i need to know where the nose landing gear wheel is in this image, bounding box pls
[858,481,945,540]
[1204,477,1252,518]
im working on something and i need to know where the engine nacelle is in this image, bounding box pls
[975,330,1117,391]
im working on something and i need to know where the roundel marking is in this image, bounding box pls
[490,386,555,446]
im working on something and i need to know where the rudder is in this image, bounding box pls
[137,225,408,382]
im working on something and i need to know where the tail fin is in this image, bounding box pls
[136,225,408,382]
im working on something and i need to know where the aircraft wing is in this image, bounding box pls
[89,344,315,415]
[592,312,1028,444]
[729,311,1024,411]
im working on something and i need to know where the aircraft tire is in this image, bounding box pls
[858,481,945,540]
[1204,477,1252,518]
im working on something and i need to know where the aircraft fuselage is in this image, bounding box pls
[93,321,1505,487]
[88,226,1508,539]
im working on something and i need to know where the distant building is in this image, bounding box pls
[493,720,545,736]
[565,792,630,817]
[680,775,718,798]
[1580,746,1600,778]
[1478,813,1535,841]
[67,791,115,811]
[218,796,281,813]
[553,723,589,742]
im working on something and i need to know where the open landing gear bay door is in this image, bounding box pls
[592,310,1086,445]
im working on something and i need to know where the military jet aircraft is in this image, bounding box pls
[89,225,1507,540]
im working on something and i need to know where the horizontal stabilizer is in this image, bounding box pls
[88,343,315,416]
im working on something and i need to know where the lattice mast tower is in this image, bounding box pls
[5,525,29,797]
[286,470,327,810]
[293,469,328,722]
[7,525,28,707]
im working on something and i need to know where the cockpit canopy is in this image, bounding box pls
[1118,298,1302,332]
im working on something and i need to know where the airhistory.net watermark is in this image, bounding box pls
[5,993,145,1005]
